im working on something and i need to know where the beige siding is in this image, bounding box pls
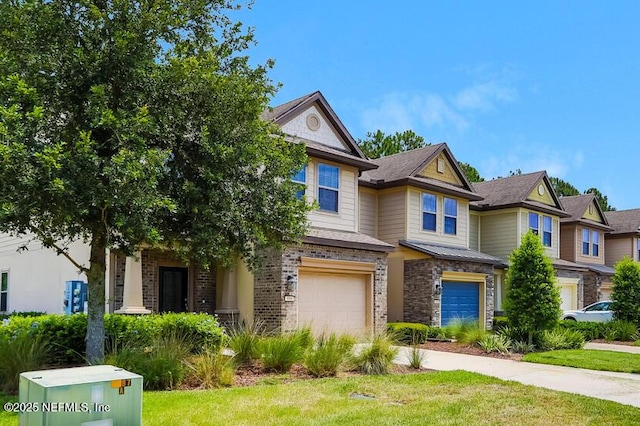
[406,189,468,248]
[605,237,632,266]
[377,189,406,245]
[559,224,577,262]
[358,188,377,238]
[307,159,358,232]
[416,153,463,186]
[527,181,556,206]
[281,105,347,150]
[479,210,519,260]
[583,201,602,222]
[469,212,480,251]
[575,227,605,265]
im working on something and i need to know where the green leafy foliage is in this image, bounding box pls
[185,349,235,389]
[0,333,50,394]
[558,320,607,341]
[228,320,267,366]
[351,333,399,375]
[443,319,487,344]
[537,329,585,351]
[303,333,355,377]
[0,0,311,363]
[258,330,311,373]
[504,231,561,344]
[386,322,431,344]
[357,130,428,159]
[603,320,638,342]
[611,257,640,324]
[457,162,484,182]
[492,316,509,333]
[478,334,512,354]
[549,177,580,197]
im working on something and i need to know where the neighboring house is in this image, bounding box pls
[470,171,588,312]
[359,144,504,329]
[603,208,640,298]
[559,194,614,305]
[0,91,393,337]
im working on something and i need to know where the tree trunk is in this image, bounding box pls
[86,229,107,364]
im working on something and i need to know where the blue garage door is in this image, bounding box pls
[441,281,479,326]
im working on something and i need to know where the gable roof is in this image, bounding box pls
[471,171,569,217]
[400,240,507,266]
[604,209,640,236]
[359,143,482,201]
[262,91,375,171]
[559,194,612,231]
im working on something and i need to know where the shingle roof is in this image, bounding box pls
[604,209,640,235]
[552,258,589,272]
[575,263,615,275]
[559,194,612,231]
[261,92,316,122]
[399,240,507,266]
[304,227,395,253]
[471,171,568,217]
[359,143,482,200]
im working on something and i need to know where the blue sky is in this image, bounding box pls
[234,1,640,210]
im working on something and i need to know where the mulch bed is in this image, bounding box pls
[418,340,524,361]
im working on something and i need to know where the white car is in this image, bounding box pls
[562,300,613,322]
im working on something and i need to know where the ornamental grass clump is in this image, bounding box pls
[259,329,311,373]
[0,333,51,394]
[228,320,266,366]
[185,348,235,388]
[304,332,355,377]
[351,332,399,375]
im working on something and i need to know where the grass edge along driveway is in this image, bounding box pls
[523,349,640,374]
[3,370,640,425]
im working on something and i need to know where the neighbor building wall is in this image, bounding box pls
[605,237,633,266]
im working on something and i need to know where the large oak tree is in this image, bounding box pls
[0,0,311,363]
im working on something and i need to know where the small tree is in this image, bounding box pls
[504,231,561,345]
[611,257,640,324]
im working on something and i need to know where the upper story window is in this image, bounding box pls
[592,231,600,257]
[637,238,640,261]
[529,212,539,235]
[0,271,7,312]
[582,229,590,255]
[542,216,552,247]
[291,165,307,200]
[444,197,457,235]
[422,193,437,232]
[318,163,339,212]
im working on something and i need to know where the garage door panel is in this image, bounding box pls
[441,281,479,326]
[298,272,368,335]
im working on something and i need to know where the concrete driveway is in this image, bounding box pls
[394,344,640,408]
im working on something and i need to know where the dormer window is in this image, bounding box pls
[291,165,307,200]
[318,163,339,212]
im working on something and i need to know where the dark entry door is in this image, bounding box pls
[159,267,189,312]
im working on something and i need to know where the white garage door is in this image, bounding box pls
[298,272,368,335]
[558,283,577,311]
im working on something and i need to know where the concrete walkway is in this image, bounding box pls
[394,345,640,408]
[585,341,640,354]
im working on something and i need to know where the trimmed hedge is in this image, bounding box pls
[0,312,225,365]
[557,320,607,341]
[387,322,431,344]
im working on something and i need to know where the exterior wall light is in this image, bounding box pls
[434,278,442,296]
[286,275,297,292]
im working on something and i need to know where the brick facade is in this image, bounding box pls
[254,243,388,333]
[403,258,494,330]
[112,250,216,314]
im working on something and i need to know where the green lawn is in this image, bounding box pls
[2,371,640,425]
[523,349,640,374]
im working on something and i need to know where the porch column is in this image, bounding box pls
[216,267,239,324]
[115,251,151,314]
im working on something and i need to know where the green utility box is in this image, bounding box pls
[19,365,142,426]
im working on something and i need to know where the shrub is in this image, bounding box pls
[303,333,355,377]
[497,325,527,343]
[478,334,511,354]
[259,330,308,373]
[492,316,509,333]
[611,257,640,324]
[511,340,536,354]
[106,331,193,390]
[386,322,430,344]
[351,333,399,375]
[0,333,50,394]
[228,320,266,366]
[444,319,486,345]
[558,320,606,341]
[0,311,46,321]
[537,329,585,351]
[604,320,638,342]
[185,349,235,388]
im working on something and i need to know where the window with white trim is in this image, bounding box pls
[582,229,590,255]
[444,197,457,235]
[0,271,7,312]
[291,165,306,200]
[637,238,640,261]
[317,163,339,212]
[591,231,600,257]
[542,216,552,247]
[422,193,437,231]
[529,212,539,235]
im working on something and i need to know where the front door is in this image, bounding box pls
[159,267,189,312]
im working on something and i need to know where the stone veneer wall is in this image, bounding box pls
[253,243,388,333]
[404,259,494,330]
[556,268,584,309]
[582,272,599,306]
[112,250,216,315]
